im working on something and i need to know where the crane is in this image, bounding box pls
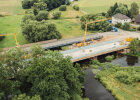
[76,17,112,47]
[0,33,19,48]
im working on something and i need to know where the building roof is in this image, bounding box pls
[135,14,140,23]
[113,13,130,20]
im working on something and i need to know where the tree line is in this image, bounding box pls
[22,0,67,10]
[106,2,139,18]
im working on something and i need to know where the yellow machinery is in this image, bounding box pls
[130,26,138,31]
[126,37,134,42]
[76,17,111,47]
[0,33,19,48]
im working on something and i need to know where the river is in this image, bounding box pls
[81,53,140,100]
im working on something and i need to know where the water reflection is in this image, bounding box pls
[126,55,138,66]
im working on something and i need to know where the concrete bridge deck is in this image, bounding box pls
[61,39,128,62]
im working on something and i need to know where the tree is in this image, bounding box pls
[106,3,118,17]
[0,46,84,100]
[43,0,66,10]
[22,0,32,9]
[115,23,122,28]
[22,20,61,42]
[0,48,26,100]
[52,12,61,19]
[0,36,5,41]
[59,5,67,11]
[22,14,35,23]
[114,4,128,15]
[129,38,140,55]
[33,8,39,16]
[12,94,41,100]
[122,22,130,30]
[73,5,79,11]
[130,2,139,18]
[33,2,47,10]
[36,11,49,21]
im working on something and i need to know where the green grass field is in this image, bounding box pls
[95,67,140,100]
[0,0,24,15]
[48,18,91,39]
[0,0,28,48]
[0,15,28,48]
[50,5,84,19]
[76,0,140,14]
[0,3,86,48]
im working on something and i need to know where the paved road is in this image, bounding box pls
[84,68,115,100]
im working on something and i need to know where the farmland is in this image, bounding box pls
[76,0,140,14]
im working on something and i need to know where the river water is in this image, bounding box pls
[81,53,140,100]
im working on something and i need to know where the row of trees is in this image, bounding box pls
[106,2,139,18]
[22,0,67,10]
[0,46,84,100]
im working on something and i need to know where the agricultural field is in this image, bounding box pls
[95,67,140,100]
[76,0,140,14]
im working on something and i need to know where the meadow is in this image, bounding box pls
[0,1,86,48]
[76,0,140,14]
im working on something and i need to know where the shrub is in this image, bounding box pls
[0,36,5,41]
[33,8,39,16]
[59,5,67,11]
[138,27,140,31]
[115,23,122,28]
[105,55,114,62]
[122,22,130,30]
[25,9,33,14]
[22,20,61,42]
[22,14,35,23]
[115,71,132,84]
[36,11,49,21]
[22,0,32,9]
[76,15,79,18]
[73,5,80,11]
[52,12,61,19]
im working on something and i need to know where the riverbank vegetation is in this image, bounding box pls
[0,45,85,100]
[91,59,140,100]
[128,38,140,56]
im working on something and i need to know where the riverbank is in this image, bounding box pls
[80,53,140,100]
[95,67,140,100]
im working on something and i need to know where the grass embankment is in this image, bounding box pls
[76,0,140,14]
[95,67,140,100]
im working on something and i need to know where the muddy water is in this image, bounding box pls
[80,53,140,100]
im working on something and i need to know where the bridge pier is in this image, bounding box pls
[118,49,129,54]
[91,56,98,60]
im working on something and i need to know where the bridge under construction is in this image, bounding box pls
[61,38,128,62]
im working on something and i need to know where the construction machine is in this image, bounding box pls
[76,17,112,47]
[0,33,19,48]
